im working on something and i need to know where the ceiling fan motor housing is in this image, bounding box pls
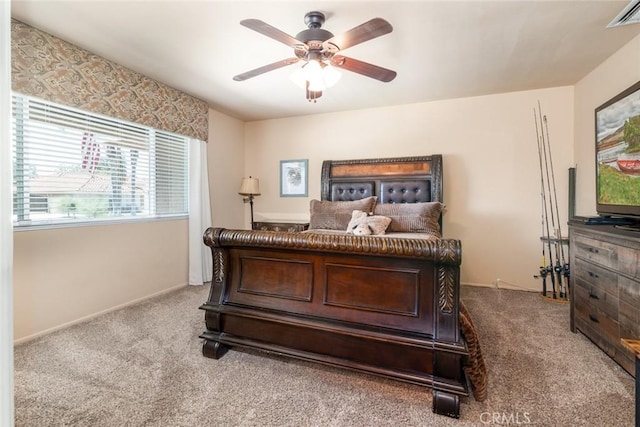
[295,11,338,61]
[297,11,334,43]
[304,11,325,28]
[295,28,334,43]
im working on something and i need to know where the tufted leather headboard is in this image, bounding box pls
[320,155,443,204]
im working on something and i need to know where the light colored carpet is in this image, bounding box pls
[14,284,635,426]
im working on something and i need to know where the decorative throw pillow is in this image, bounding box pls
[346,210,392,236]
[373,202,443,236]
[309,197,377,230]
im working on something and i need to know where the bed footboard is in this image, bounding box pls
[200,227,468,418]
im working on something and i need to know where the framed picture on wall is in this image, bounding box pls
[280,159,308,197]
[595,80,640,217]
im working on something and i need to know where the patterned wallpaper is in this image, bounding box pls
[11,19,208,141]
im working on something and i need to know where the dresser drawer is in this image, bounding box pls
[574,295,620,358]
[573,281,618,320]
[573,257,618,299]
[572,233,618,268]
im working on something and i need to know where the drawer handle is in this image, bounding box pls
[588,291,599,300]
[588,248,600,254]
[588,314,599,323]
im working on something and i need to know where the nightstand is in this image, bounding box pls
[252,221,309,232]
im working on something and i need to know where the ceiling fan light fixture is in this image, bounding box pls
[322,64,342,88]
[307,80,325,92]
[290,61,325,91]
[290,60,342,99]
[304,59,325,91]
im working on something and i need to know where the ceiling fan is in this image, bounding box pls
[233,11,397,102]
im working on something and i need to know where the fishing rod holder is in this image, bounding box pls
[539,236,569,245]
[536,236,570,301]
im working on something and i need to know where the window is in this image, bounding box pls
[11,93,189,228]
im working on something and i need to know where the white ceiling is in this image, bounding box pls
[10,0,640,122]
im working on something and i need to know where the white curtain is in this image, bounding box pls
[1,1,15,424]
[188,138,213,285]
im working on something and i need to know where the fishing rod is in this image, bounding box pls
[537,102,560,299]
[538,189,548,297]
[534,109,548,297]
[543,114,569,299]
[534,108,556,298]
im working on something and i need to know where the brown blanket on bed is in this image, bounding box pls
[460,302,488,401]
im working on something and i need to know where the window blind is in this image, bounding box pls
[11,93,189,228]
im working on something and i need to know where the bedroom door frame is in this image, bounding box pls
[1,2,15,426]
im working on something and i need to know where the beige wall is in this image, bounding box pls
[245,87,575,291]
[207,109,246,229]
[13,219,188,341]
[574,33,640,217]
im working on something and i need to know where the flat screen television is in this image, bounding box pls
[595,80,640,222]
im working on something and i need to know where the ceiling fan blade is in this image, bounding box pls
[330,55,396,82]
[240,19,302,47]
[325,18,392,51]
[233,58,300,81]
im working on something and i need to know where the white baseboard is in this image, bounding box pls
[14,283,188,345]
[462,281,539,293]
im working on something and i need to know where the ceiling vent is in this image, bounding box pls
[607,0,640,28]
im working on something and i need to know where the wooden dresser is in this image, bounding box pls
[569,221,640,376]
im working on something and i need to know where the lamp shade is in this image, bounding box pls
[239,176,260,196]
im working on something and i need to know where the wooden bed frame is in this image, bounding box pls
[200,155,469,418]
